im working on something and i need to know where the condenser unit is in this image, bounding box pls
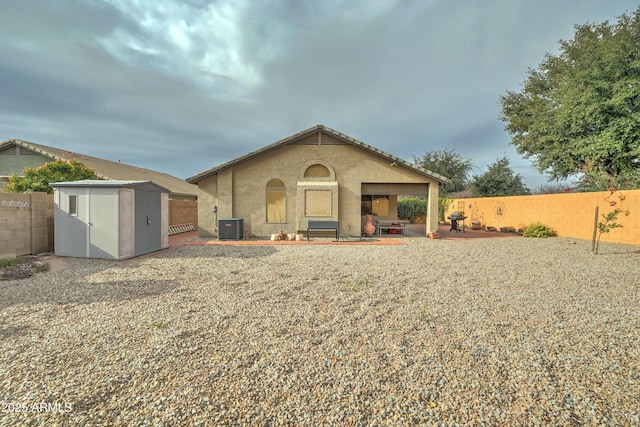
[218,218,244,240]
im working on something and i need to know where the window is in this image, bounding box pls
[266,179,286,223]
[361,195,389,216]
[303,164,331,178]
[69,195,78,216]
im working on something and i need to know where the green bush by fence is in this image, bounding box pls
[522,222,556,238]
[438,198,453,222]
[398,198,426,223]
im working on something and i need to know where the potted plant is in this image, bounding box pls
[276,212,286,240]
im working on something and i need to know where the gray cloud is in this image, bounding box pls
[0,0,635,189]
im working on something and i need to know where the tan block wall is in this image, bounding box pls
[1,192,54,258]
[197,140,441,237]
[446,189,640,245]
[168,200,198,227]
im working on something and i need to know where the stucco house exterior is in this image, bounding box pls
[187,125,449,238]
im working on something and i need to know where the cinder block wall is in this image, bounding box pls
[169,200,198,228]
[446,189,640,245]
[0,192,54,258]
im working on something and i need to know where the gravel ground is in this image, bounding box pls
[1,237,639,426]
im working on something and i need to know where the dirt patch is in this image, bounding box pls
[39,255,69,273]
[0,254,60,281]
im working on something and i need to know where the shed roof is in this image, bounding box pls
[1,138,196,198]
[49,180,170,193]
[186,125,450,184]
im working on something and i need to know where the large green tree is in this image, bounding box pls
[499,8,640,190]
[413,149,474,196]
[3,160,98,194]
[471,157,530,197]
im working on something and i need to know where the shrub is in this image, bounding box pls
[398,198,427,223]
[4,159,98,194]
[438,198,453,222]
[0,258,18,268]
[522,222,556,238]
[0,257,49,280]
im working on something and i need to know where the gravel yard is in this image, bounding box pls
[1,237,639,426]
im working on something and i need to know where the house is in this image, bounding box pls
[0,138,197,200]
[187,125,449,238]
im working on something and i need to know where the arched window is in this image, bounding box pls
[303,164,331,178]
[266,179,286,223]
[299,161,336,181]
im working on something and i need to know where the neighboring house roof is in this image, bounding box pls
[49,179,171,193]
[186,124,450,184]
[0,138,197,198]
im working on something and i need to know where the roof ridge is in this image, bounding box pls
[187,125,450,184]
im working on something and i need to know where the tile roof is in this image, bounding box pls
[1,138,197,198]
[186,124,450,184]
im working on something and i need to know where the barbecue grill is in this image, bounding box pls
[447,211,467,232]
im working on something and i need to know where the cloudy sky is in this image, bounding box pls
[0,0,636,188]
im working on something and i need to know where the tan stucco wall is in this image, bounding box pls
[445,189,640,245]
[196,141,440,237]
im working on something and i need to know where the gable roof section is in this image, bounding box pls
[0,138,197,197]
[186,125,450,184]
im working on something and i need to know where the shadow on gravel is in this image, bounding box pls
[0,279,178,311]
[0,324,29,339]
[1,246,278,311]
[160,245,278,260]
[594,248,640,255]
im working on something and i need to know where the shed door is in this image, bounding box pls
[134,190,161,256]
[88,189,120,258]
[57,188,89,257]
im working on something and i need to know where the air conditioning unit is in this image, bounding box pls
[218,218,244,240]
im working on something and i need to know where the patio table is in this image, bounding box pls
[374,220,411,236]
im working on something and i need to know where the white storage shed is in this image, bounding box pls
[50,180,169,259]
